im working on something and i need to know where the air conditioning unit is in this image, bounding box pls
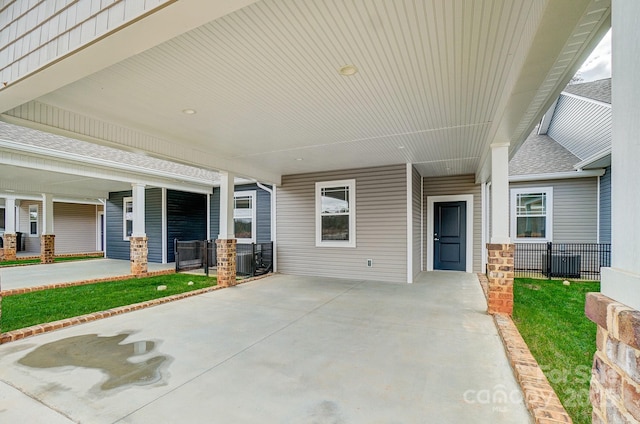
[543,254,581,279]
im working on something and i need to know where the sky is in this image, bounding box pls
[575,29,612,82]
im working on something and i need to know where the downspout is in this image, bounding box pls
[256,182,277,272]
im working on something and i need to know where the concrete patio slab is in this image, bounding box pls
[0,259,174,291]
[0,272,532,423]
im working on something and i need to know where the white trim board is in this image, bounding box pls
[426,194,474,273]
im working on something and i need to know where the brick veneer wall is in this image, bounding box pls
[2,233,17,261]
[486,243,515,315]
[216,239,237,287]
[586,292,640,423]
[40,234,55,264]
[129,236,148,275]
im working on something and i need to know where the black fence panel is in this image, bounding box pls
[175,239,273,278]
[514,242,611,280]
[175,239,206,272]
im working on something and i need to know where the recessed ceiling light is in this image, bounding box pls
[339,65,358,76]
[296,158,304,161]
[182,109,197,115]
[398,145,405,149]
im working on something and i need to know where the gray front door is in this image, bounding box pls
[434,201,466,271]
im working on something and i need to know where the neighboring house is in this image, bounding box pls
[508,78,612,245]
[106,183,273,264]
[1,196,103,255]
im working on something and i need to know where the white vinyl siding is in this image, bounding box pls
[423,175,482,272]
[123,197,133,240]
[510,178,598,243]
[547,94,611,160]
[278,164,407,283]
[0,0,167,85]
[53,203,102,254]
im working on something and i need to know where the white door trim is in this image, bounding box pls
[426,194,473,273]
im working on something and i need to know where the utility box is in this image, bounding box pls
[544,254,581,279]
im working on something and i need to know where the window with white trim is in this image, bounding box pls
[315,179,356,247]
[234,191,256,243]
[123,197,133,240]
[511,187,553,242]
[29,205,38,236]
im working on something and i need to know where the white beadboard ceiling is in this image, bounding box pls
[16,0,610,183]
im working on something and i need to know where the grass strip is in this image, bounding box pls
[1,274,216,332]
[513,278,599,424]
[0,255,102,267]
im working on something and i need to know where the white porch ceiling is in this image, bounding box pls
[4,0,611,183]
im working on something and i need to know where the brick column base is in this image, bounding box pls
[486,243,514,315]
[40,234,55,264]
[216,239,237,287]
[2,233,17,261]
[130,236,148,276]
[586,293,640,423]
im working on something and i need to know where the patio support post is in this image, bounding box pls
[216,171,237,287]
[40,193,55,264]
[130,183,148,275]
[587,1,640,422]
[487,143,514,315]
[2,197,17,261]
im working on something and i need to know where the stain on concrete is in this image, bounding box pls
[307,400,345,424]
[17,333,170,391]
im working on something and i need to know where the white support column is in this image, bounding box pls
[601,0,640,309]
[218,172,235,239]
[490,143,511,244]
[5,197,16,234]
[41,193,54,235]
[132,183,146,237]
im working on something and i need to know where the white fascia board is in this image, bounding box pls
[574,148,611,170]
[509,169,605,183]
[0,148,213,195]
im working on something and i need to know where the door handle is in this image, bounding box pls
[434,237,440,241]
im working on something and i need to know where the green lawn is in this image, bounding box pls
[513,278,599,424]
[0,274,216,333]
[0,255,102,267]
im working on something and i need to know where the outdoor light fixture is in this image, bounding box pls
[338,65,358,76]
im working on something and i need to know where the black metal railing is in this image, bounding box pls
[514,242,611,280]
[175,239,273,278]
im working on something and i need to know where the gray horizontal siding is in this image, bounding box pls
[412,166,422,277]
[277,164,407,283]
[423,175,482,272]
[548,94,611,160]
[599,166,612,244]
[510,178,598,243]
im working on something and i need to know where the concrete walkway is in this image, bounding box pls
[0,259,174,291]
[0,272,531,423]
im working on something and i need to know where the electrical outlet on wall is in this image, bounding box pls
[367,259,373,267]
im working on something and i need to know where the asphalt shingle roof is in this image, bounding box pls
[0,121,219,183]
[563,78,611,104]
[509,130,580,176]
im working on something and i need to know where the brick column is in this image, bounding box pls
[40,234,55,264]
[130,236,148,276]
[3,233,17,261]
[216,239,237,287]
[486,243,514,315]
[586,293,640,423]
